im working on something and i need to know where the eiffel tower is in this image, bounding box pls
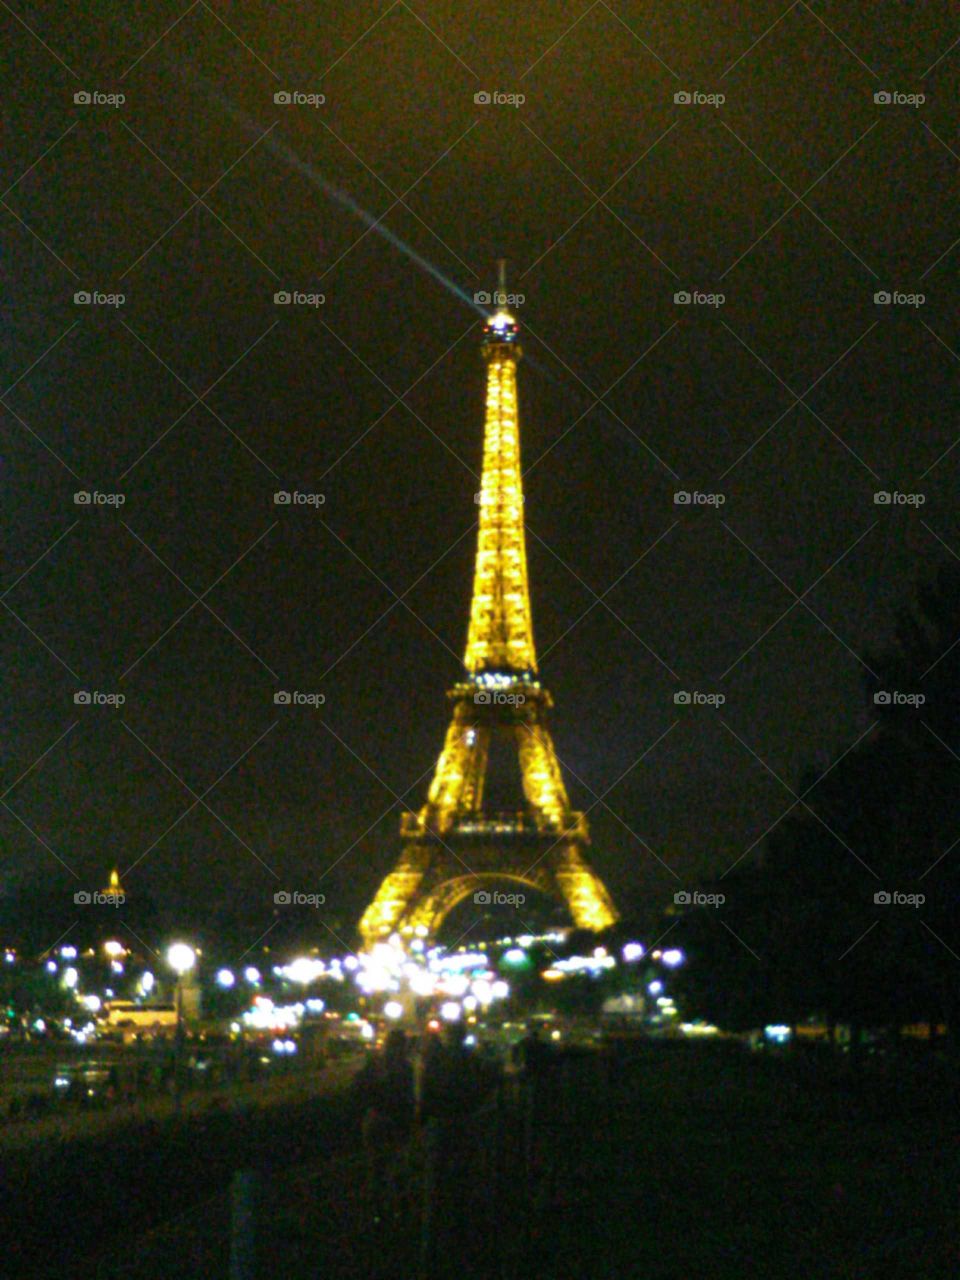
[359,269,619,947]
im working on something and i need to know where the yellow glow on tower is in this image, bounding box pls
[358,279,619,948]
[464,315,537,675]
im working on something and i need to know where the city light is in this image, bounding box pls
[167,943,196,976]
[280,958,325,985]
[216,969,235,988]
[622,942,644,962]
[384,1001,403,1020]
[661,949,685,968]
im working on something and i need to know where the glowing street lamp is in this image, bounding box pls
[167,943,196,1109]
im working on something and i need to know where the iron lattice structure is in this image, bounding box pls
[359,295,619,946]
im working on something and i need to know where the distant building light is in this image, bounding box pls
[764,1024,791,1042]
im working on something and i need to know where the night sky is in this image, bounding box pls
[2,3,958,952]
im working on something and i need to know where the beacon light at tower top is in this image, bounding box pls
[482,308,519,344]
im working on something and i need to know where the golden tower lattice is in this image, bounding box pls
[359,277,619,946]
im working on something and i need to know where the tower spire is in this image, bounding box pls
[465,267,535,675]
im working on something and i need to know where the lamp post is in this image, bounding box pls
[167,943,196,1110]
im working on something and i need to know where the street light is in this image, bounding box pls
[167,943,196,1109]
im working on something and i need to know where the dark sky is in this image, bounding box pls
[1,2,959,951]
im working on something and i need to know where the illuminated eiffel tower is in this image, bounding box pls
[359,268,619,946]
